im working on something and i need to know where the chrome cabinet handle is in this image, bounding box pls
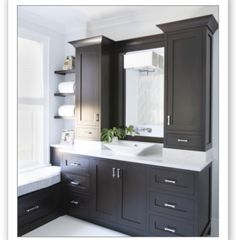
[164,203,176,209]
[70,200,80,205]
[164,179,176,184]
[112,168,116,178]
[117,168,121,179]
[177,138,189,143]
[70,162,81,166]
[167,115,171,126]
[26,205,39,213]
[96,114,100,122]
[164,227,176,233]
[87,131,92,135]
[70,181,80,185]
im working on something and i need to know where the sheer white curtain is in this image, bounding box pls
[18,36,48,171]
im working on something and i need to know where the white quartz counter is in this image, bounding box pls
[51,140,214,172]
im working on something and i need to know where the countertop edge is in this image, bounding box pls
[50,144,213,172]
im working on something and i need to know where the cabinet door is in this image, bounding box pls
[91,158,118,222]
[117,162,147,231]
[166,30,203,133]
[76,46,100,128]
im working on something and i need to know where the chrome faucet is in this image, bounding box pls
[135,127,152,133]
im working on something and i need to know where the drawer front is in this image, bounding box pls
[150,168,194,195]
[62,153,90,175]
[150,192,194,220]
[166,133,201,149]
[64,192,90,218]
[77,127,99,140]
[18,185,60,226]
[62,173,90,194]
[150,214,194,236]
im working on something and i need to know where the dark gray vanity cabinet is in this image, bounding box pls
[18,184,61,236]
[91,158,147,234]
[61,153,92,219]
[52,149,212,236]
[69,36,114,141]
[148,165,212,236]
[157,15,218,151]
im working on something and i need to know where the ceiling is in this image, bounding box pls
[18,6,219,36]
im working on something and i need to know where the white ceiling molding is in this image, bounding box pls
[18,7,87,36]
[87,6,218,34]
[17,6,218,38]
[18,8,66,35]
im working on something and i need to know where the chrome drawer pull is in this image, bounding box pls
[26,205,39,213]
[70,181,80,185]
[112,167,116,178]
[177,138,189,143]
[164,227,176,233]
[164,179,176,184]
[164,203,176,209]
[117,168,121,179]
[70,162,81,166]
[70,200,79,205]
[167,115,171,126]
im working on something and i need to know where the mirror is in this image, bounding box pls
[124,47,164,138]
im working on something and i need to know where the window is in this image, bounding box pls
[18,35,49,171]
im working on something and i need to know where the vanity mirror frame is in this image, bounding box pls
[113,34,165,143]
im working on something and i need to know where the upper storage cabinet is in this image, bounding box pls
[157,15,218,151]
[70,36,114,140]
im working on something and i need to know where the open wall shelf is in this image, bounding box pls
[54,93,74,97]
[54,69,76,75]
[54,116,75,120]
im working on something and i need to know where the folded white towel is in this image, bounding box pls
[58,81,75,93]
[58,105,75,117]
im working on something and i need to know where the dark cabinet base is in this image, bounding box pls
[18,184,61,236]
[18,211,61,237]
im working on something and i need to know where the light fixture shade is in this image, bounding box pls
[124,51,163,70]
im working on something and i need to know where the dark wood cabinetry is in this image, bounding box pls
[91,158,147,232]
[69,36,114,140]
[91,159,118,222]
[148,165,212,236]
[18,184,61,236]
[61,153,91,219]
[55,149,211,237]
[59,153,147,235]
[157,15,218,151]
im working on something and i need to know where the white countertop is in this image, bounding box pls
[51,140,214,172]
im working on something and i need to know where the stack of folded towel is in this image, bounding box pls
[58,81,75,93]
[58,105,75,117]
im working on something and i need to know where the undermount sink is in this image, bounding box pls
[103,140,156,156]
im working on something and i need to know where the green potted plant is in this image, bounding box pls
[101,125,138,143]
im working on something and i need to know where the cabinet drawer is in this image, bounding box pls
[62,153,90,175]
[150,168,194,195]
[150,214,194,236]
[150,192,194,220]
[18,185,60,226]
[77,127,99,140]
[64,192,90,218]
[166,133,201,148]
[62,173,90,194]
